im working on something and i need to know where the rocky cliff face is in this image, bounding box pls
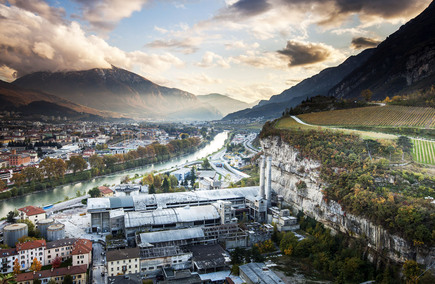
[262,136,435,269]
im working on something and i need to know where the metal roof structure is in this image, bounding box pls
[124,205,220,229]
[239,263,283,284]
[139,227,205,246]
[88,186,260,212]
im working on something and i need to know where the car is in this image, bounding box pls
[101,272,105,277]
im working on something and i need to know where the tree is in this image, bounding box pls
[0,273,16,284]
[89,154,104,171]
[149,184,156,194]
[7,210,17,223]
[13,258,20,274]
[169,175,179,189]
[279,232,298,256]
[88,187,101,198]
[51,256,61,269]
[11,173,25,187]
[153,175,162,189]
[33,280,41,284]
[21,167,43,183]
[0,179,7,191]
[361,89,373,102]
[30,257,42,272]
[63,275,73,284]
[202,158,211,169]
[403,260,420,284]
[189,167,196,185]
[67,156,87,175]
[162,177,170,193]
[103,155,118,168]
[39,157,57,180]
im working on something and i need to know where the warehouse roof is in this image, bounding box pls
[239,263,283,284]
[124,205,220,228]
[139,227,205,246]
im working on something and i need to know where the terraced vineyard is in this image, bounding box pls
[412,139,435,165]
[298,105,435,127]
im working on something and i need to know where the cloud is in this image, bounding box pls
[225,40,259,50]
[0,4,183,81]
[74,0,150,32]
[277,40,336,67]
[231,50,288,70]
[4,0,65,24]
[196,52,230,68]
[178,73,222,86]
[146,38,201,54]
[350,37,381,49]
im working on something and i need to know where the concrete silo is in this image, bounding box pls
[4,223,28,247]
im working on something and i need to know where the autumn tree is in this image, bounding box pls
[361,89,373,102]
[403,260,420,284]
[141,174,154,186]
[89,155,104,171]
[30,257,42,272]
[39,158,57,180]
[51,256,61,269]
[67,156,87,175]
[13,258,20,274]
[21,167,43,183]
[103,155,118,168]
[11,173,25,187]
[0,179,6,191]
[153,175,162,189]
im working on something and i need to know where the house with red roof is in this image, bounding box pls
[98,186,114,197]
[18,205,46,224]
[72,239,93,268]
[16,239,46,270]
[16,264,87,284]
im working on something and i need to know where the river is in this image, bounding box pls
[0,132,228,217]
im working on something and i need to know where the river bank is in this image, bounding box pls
[0,132,228,217]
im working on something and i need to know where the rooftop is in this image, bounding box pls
[239,262,284,284]
[46,238,77,249]
[16,264,87,282]
[18,205,46,216]
[189,244,227,270]
[107,247,140,262]
[139,227,205,246]
[98,186,114,195]
[16,239,46,251]
[71,239,92,255]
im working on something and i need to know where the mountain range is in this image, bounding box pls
[224,0,435,120]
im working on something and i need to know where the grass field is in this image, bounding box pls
[276,116,396,140]
[412,139,435,165]
[298,105,435,128]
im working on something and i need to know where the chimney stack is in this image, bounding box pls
[259,156,266,199]
[265,156,272,206]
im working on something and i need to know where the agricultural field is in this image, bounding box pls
[298,105,435,128]
[412,139,435,165]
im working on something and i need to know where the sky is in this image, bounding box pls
[0,0,431,103]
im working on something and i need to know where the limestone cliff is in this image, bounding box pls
[262,135,435,269]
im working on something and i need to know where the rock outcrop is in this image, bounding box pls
[262,136,435,270]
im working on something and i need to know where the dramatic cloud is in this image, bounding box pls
[351,37,381,49]
[75,0,150,32]
[277,40,335,67]
[0,4,183,81]
[146,38,201,54]
[3,0,65,24]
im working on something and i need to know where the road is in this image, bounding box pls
[92,242,107,284]
[243,133,260,155]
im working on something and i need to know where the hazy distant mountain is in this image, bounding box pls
[13,66,222,121]
[328,1,435,100]
[0,80,118,120]
[197,93,251,116]
[223,48,375,120]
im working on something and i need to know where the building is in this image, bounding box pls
[189,244,229,274]
[16,239,46,270]
[98,186,114,197]
[18,206,46,224]
[107,247,140,277]
[140,246,192,274]
[71,239,92,268]
[269,208,300,232]
[16,264,87,284]
[45,238,76,265]
[0,248,18,274]
[239,262,284,284]
[8,150,31,167]
[171,168,191,181]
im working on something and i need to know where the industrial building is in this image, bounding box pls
[239,262,284,284]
